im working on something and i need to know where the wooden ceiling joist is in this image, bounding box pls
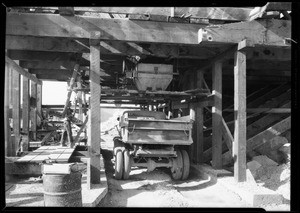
[6,35,224,59]
[6,12,206,45]
[198,19,291,47]
[13,7,253,21]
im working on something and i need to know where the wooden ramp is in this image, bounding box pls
[16,146,75,163]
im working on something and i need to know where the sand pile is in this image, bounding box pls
[247,143,290,201]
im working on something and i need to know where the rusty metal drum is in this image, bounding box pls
[43,171,82,207]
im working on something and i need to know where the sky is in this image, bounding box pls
[42,81,69,105]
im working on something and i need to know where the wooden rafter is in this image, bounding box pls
[5,56,42,85]
[198,19,291,47]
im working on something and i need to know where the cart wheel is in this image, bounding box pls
[123,150,131,180]
[171,150,183,180]
[181,149,190,180]
[114,149,123,180]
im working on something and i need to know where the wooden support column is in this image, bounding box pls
[30,78,37,141]
[12,68,21,156]
[233,45,247,182]
[195,70,204,164]
[87,31,101,186]
[37,84,42,127]
[5,62,12,156]
[212,61,222,169]
[22,76,30,151]
[77,76,83,121]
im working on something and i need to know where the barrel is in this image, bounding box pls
[43,171,82,207]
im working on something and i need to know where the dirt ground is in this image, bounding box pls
[97,147,251,208]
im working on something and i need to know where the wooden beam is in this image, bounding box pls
[6,35,228,59]
[77,76,83,121]
[30,79,37,141]
[19,60,76,70]
[5,62,12,156]
[223,116,291,165]
[5,56,42,85]
[36,84,42,126]
[6,35,90,53]
[248,116,291,151]
[222,117,233,156]
[58,7,74,16]
[62,64,79,118]
[233,46,247,182]
[8,50,80,64]
[88,31,101,185]
[195,70,204,164]
[223,108,291,113]
[212,61,222,169]
[12,69,20,156]
[198,19,291,47]
[17,7,253,21]
[6,12,206,45]
[74,116,88,144]
[22,76,30,151]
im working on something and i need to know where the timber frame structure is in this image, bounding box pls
[4,3,292,185]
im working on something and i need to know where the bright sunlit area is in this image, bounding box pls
[42,81,68,105]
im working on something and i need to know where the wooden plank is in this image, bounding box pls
[223,108,291,113]
[195,70,204,164]
[61,64,79,117]
[36,84,42,126]
[233,47,247,182]
[30,79,37,140]
[22,76,30,151]
[9,50,80,65]
[19,60,76,70]
[6,35,231,59]
[223,116,291,165]
[12,68,20,157]
[198,19,291,47]
[88,31,101,184]
[20,7,253,21]
[5,62,12,156]
[74,116,88,144]
[211,61,222,169]
[29,69,72,76]
[59,7,74,16]
[56,148,75,162]
[222,117,233,155]
[6,35,90,53]
[5,56,42,85]
[16,146,56,162]
[6,12,206,45]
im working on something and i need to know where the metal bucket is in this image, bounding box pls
[43,171,82,207]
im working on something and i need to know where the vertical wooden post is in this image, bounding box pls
[22,76,30,151]
[5,62,12,156]
[37,84,42,127]
[233,48,247,182]
[195,70,204,164]
[77,76,83,121]
[212,61,222,169]
[189,104,195,162]
[12,69,20,156]
[30,77,37,141]
[88,31,101,186]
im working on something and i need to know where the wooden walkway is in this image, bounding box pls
[16,146,75,163]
